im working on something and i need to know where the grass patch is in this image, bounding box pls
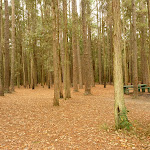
[99,122,109,131]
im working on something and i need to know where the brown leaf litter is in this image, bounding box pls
[0,85,150,150]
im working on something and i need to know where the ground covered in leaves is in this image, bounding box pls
[0,85,150,150]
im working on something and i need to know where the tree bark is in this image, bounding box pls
[140,2,149,85]
[102,17,106,88]
[72,0,78,92]
[129,16,133,84]
[56,0,63,98]
[31,52,34,89]
[113,0,129,130]
[77,39,83,89]
[63,0,71,99]
[52,0,59,106]
[22,46,28,88]
[87,1,95,87]
[10,0,15,92]
[132,0,138,98]
[98,4,102,84]
[147,0,150,86]
[123,12,128,85]
[107,0,113,85]
[0,0,4,96]
[82,0,91,95]
[4,0,10,92]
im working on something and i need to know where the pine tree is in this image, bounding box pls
[4,0,10,93]
[0,0,4,96]
[72,0,78,92]
[97,0,102,84]
[147,0,150,85]
[10,0,15,92]
[122,9,128,85]
[139,1,149,85]
[52,0,59,106]
[132,0,138,98]
[87,0,95,87]
[63,0,71,99]
[113,0,130,130]
[82,0,91,95]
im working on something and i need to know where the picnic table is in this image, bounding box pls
[123,84,149,94]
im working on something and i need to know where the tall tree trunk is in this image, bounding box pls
[88,26,95,87]
[0,0,4,96]
[52,0,59,106]
[82,0,91,95]
[132,0,138,98]
[98,5,102,84]
[147,0,150,85]
[87,1,95,87]
[30,1,37,89]
[140,2,149,85]
[129,16,133,84]
[113,0,129,130]
[107,0,113,85]
[72,0,78,92]
[106,26,109,85]
[60,30,65,79]
[4,0,9,92]
[77,39,83,89]
[33,22,37,86]
[10,0,15,92]
[109,21,113,84]
[102,17,106,88]
[123,12,128,85]
[63,0,71,99]
[41,64,44,87]
[22,46,28,88]
[56,0,63,98]
[31,52,34,89]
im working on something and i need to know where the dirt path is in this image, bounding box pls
[0,85,150,150]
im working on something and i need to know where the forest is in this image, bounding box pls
[0,0,150,149]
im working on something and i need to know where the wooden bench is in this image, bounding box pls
[123,84,148,94]
[125,88,133,94]
[126,87,150,95]
[123,85,133,94]
[140,87,150,92]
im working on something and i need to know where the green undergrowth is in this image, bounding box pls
[118,109,132,131]
[99,120,150,141]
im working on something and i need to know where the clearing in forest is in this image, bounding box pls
[0,85,150,149]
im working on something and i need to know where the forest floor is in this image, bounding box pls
[0,85,150,150]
